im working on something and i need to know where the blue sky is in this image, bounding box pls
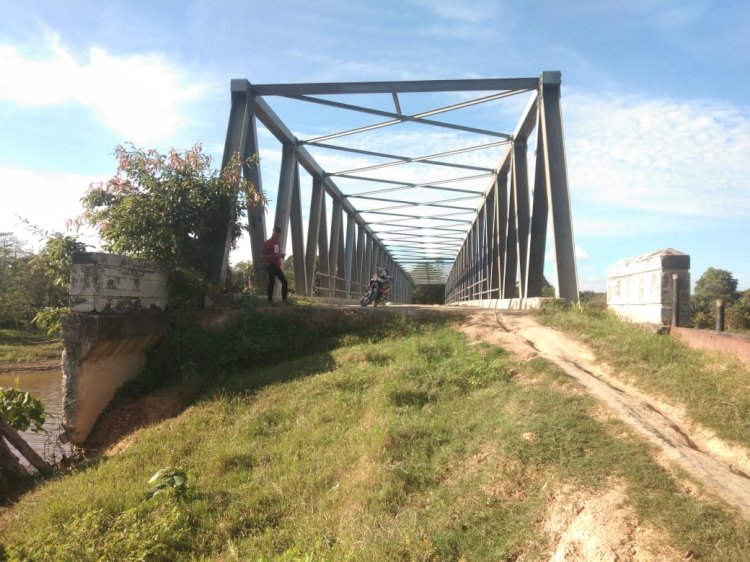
[1,0,748,291]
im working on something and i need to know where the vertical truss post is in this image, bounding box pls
[305,177,324,297]
[329,199,342,297]
[214,80,252,286]
[496,171,508,297]
[235,89,269,293]
[486,182,499,299]
[356,224,365,292]
[512,138,530,298]
[504,170,519,299]
[290,166,307,296]
[317,194,331,297]
[478,203,487,299]
[526,119,549,298]
[345,213,356,298]
[495,171,511,297]
[273,143,297,301]
[540,71,578,302]
[466,224,474,299]
[336,215,346,296]
[365,235,374,283]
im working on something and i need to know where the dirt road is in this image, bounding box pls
[457,310,750,521]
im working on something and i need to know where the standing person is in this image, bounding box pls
[261,226,288,303]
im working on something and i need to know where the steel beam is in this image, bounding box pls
[243,100,269,294]
[306,177,324,297]
[540,72,579,302]
[496,171,509,297]
[213,83,251,285]
[275,143,296,258]
[317,196,331,297]
[329,199,342,297]
[512,139,530,297]
[251,77,539,96]
[290,166,307,296]
[356,223,365,289]
[526,116,548,298]
[345,213,356,297]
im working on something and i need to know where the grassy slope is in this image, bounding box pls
[535,305,750,448]
[3,320,750,560]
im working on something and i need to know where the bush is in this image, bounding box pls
[727,290,750,332]
[80,144,264,304]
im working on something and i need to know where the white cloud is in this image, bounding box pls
[0,165,102,249]
[565,90,750,220]
[408,0,500,24]
[0,29,211,144]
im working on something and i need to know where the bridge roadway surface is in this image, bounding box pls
[336,303,750,521]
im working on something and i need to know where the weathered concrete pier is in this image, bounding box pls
[62,253,168,444]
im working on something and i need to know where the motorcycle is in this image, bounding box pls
[360,265,393,307]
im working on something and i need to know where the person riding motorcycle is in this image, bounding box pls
[360,265,393,307]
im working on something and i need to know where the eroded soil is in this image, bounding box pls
[458,309,750,560]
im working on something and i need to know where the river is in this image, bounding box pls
[0,368,70,465]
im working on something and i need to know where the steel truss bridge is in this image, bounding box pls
[212,72,579,306]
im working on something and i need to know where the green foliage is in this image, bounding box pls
[79,143,265,297]
[5,501,194,562]
[0,234,39,328]
[692,268,739,328]
[694,267,738,303]
[726,289,750,332]
[0,230,83,329]
[147,467,188,500]
[229,260,254,293]
[0,387,46,432]
[579,290,607,309]
[32,306,71,336]
[31,233,87,290]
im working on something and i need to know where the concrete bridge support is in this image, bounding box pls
[62,253,169,444]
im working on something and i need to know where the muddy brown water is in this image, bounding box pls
[0,368,70,464]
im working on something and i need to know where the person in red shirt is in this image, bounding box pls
[261,226,288,303]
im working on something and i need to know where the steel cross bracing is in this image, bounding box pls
[216,73,579,304]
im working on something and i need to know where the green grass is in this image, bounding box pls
[0,328,61,364]
[535,304,750,448]
[3,322,750,560]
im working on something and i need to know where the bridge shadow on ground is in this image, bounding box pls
[84,304,469,455]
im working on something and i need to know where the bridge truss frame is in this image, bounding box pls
[215,72,579,305]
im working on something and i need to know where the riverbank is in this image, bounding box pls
[0,360,60,374]
[0,328,61,367]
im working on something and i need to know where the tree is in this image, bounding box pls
[30,233,88,335]
[80,144,264,303]
[727,289,750,332]
[694,267,738,304]
[229,260,255,293]
[0,234,42,328]
[32,234,87,307]
[692,268,739,329]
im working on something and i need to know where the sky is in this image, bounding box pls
[1,0,748,292]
